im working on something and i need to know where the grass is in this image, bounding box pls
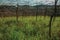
[0,16,60,40]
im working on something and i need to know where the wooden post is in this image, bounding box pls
[36,6,38,21]
[16,4,18,23]
[35,2,38,21]
[16,0,19,26]
[44,6,47,19]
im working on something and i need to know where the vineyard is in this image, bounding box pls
[0,16,60,40]
[0,0,60,40]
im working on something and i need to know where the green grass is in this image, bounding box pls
[0,16,60,40]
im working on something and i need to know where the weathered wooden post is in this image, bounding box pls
[16,0,19,25]
[35,2,38,21]
[44,5,47,19]
[36,5,38,21]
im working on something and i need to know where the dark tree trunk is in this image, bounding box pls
[49,0,58,39]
